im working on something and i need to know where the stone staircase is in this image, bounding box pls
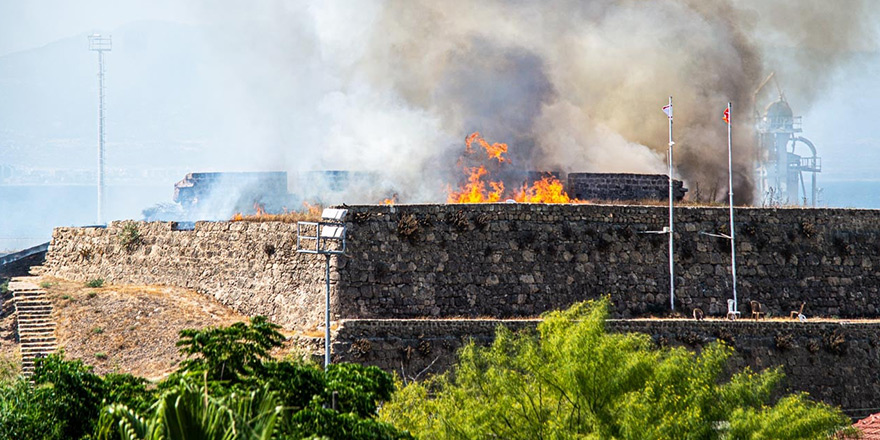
[9,278,57,376]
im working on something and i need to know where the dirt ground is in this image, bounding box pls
[4,276,309,380]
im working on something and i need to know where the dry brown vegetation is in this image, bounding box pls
[33,277,248,379]
[0,276,324,380]
[231,204,323,223]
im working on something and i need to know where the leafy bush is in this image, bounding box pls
[101,373,155,415]
[0,378,64,440]
[32,353,105,440]
[0,317,408,440]
[175,315,285,383]
[85,278,105,288]
[380,299,851,440]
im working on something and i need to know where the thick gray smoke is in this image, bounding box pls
[201,0,878,205]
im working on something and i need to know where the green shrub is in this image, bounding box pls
[32,352,105,440]
[91,327,104,335]
[0,279,8,295]
[94,352,107,360]
[85,279,104,288]
[39,281,52,289]
[87,291,98,298]
[118,222,141,251]
[380,299,851,440]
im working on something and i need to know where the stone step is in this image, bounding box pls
[17,319,53,324]
[10,280,57,377]
[15,307,53,313]
[20,345,56,350]
[14,294,49,303]
[21,336,56,343]
[20,338,55,344]
[17,317,55,323]
[21,349,56,354]
[15,300,53,306]
[19,321,55,326]
[18,323,55,329]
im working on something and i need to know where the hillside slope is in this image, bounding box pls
[26,276,251,379]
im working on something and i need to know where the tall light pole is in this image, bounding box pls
[663,97,675,311]
[88,34,111,225]
[297,208,348,370]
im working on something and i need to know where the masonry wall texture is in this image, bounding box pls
[43,204,880,328]
[41,221,328,329]
[331,318,880,418]
[337,204,880,321]
[567,173,687,201]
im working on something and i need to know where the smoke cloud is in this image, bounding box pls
[201,0,878,205]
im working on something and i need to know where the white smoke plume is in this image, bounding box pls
[198,0,878,205]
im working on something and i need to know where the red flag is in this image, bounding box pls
[722,107,730,125]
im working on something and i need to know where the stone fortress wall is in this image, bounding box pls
[44,204,880,324]
[42,221,329,329]
[567,173,687,201]
[40,203,880,415]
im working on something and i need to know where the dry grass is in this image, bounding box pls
[231,203,324,224]
[35,276,255,379]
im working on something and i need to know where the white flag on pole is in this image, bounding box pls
[662,104,673,119]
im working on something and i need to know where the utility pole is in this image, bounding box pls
[88,34,111,225]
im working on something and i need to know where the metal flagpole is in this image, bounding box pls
[727,102,738,312]
[667,96,675,311]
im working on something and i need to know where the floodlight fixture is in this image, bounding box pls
[321,208,348,221]
[296,207,349,369]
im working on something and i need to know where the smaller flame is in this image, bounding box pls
[254,202,266,216]
[514,176,580,204]
[447,166,505,203]
[302,201,322,217]
[382,194,398,205]
[466,132,509,163]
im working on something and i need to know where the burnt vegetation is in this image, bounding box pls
[444,210,470,232]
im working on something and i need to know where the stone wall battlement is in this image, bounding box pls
[42,204,880,328]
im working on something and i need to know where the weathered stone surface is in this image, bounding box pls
[568,173,687,201]
[332,318,880,418]
[42,204,880,324]
[336,204,880,320]
[42,221,327,329]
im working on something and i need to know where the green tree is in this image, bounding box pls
[380,299,850,440]
[175,316,285,383]
[32,352,106,440]
[163,316,408,440]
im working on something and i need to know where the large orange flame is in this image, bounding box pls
[447,132,582,204]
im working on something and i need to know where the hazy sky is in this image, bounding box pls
[1,0,879,202]
[0,1,200,57]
